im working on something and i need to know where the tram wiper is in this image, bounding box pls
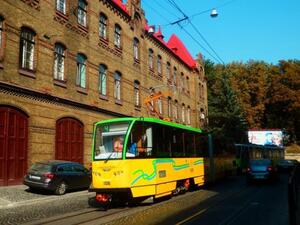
[104,151,114,163]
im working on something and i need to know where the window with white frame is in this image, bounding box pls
[166,62,170,80]
[54,43,65,81]
[20,27,35,70]
[133,38,139,61]
[78,0,87,27]
[187,106,191,125]
[114,24,121,48]
[182,104,185,123]
[56,0,66,14]
[134,80,140,107]
[167,97,172,118]
[76,53,87,88]
[157,55,162,75]
[99,64,107,96]
[99,13,107,39]
[114,71,121,100]
[148,48,153,70]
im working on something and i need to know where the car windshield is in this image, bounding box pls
[30,163,52,172]
[94,122,130,160]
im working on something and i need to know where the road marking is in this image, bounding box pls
[176,208,207,225]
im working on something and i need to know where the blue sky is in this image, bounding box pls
[141,0,300,64]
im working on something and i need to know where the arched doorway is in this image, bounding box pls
[55,117,84,163]
[0,106,28,186]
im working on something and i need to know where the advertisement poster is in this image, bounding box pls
[248,130,283,147]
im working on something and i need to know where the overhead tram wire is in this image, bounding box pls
[152,0,180,20]
[165,0,225,64]
[141,0,221,64]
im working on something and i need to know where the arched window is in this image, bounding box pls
[133,37,139,61]
[114,71,122,100]
[134,80,140,107]
[157,97,163,115]
[187,106,191,125]
[167,97,172,118]
[0,17,3,50]
[181,72,185,91]
[56,0,66,14]
[186,76,190,93]
[99,64,107,96]
[173,67,177,86]
[114,24,121,48]
[99,13,107,39]
[173,100,178,120]
[78,0,87,27]
[54,43,66,81]
[20,27,36,70]
[76,53,87,88]
[182,104,185,123]
[166,62,171,80]
[148,48,154,70]
[157,55,162,76]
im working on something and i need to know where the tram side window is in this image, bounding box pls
[153,124,171,158]
[171,128,185,157]
[127,122,153,158]
[195,133,208,157]
[185,131,196,157]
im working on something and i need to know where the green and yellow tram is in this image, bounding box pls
[89,117,232,205]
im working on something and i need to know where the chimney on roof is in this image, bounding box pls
[156,26,164,40]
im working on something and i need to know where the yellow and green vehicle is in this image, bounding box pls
[89,117,211,205]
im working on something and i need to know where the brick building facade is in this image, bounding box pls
[0,0,207,186]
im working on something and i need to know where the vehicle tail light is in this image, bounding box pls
[44,173,55,179]
[246,167,251,172]
[267,166,273,171]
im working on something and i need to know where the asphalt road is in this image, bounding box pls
[0,174,289,225]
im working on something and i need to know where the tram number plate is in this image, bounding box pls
[158,170,166,178]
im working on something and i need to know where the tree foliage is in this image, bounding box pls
[205,59,300,143]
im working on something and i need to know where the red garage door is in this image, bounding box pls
[56,118,84,164]
[0,106,28,186]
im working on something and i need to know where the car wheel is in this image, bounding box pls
[55,181,67,195]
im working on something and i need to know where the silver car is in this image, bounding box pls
[246,159,278,183]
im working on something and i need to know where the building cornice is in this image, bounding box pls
[0,81,128,118]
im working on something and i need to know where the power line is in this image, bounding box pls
[165,0,225,64]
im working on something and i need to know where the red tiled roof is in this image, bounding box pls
[167,34,196,68]
[112,0,129,15]
[145,25,196,69]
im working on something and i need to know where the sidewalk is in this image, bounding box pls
[0,184,92,209]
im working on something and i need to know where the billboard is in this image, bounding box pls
[248,130,283,147]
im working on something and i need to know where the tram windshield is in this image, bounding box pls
[94,122,131,160]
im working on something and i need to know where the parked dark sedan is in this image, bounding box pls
[277,159,298,172]
[23,160,91,195]
[246,159,278,183]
